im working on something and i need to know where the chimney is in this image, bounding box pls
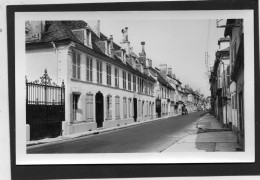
[110,35,115,57]
[125,27,128,42]
[139,41,147,67]
[109,35,114,49]
[168,67,172,77]
[141,41,145,53]
[126,41,130,55]
[129,47,133,53]
[88,20,100,38]
[159,64,168,80]
[147,59,152,68]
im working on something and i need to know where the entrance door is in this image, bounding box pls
[95,91,104,128]
[156,99,161,118]
[133,98,137,122]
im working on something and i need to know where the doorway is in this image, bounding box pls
[133,98,137,122]
[156,99,161,118]
[95,91,104,128]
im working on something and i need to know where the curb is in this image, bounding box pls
[27,113,183,148]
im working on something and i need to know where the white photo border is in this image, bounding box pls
[15,10,255,165]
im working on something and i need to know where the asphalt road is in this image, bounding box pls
[27,111,207,153]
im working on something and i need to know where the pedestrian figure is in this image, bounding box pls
[182,105,188,115]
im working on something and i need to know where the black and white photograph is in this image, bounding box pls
[3,0,259,179]
[24,19,245,153]
[13,9,254,164]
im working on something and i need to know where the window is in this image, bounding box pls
[138,100,141,117]
[146,101,148,116]
[115,96,120,119]
[123,97,127,118]
[107,64,112,86]
[86,30,90,46]
[151,103,154,115]
[217,68,221,88]
[137,77,140,93]
[142,101,144,116]
[106,95,112,120]
[106,41,111,55]
[133,76,136,92]
[128,99,131,118]
[128,73,131,91]
[97,60,102,84]
[72,51,81,79]
[123,71,126,89]
[86,56,93,82]
[140,79,144,93]
[72,94,80,121]
[115,68,119,87]
[85,94,94,122]
[226,65,230,86]
[145,81,148,94]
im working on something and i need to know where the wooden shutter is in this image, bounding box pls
[109,96,112,119]
[77,53,81,79]
[70,94,73,122]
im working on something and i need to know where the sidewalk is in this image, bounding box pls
[27,113,181,147]
[163,113,242,152]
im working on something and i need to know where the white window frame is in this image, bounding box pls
[106,64,112,86]
[115,68,119,88]
[85,93,94,122]
[128,73,131,91]
[97,60,103,84]
[106,95,112,120]
[123,97,127,118]
[72,51,81,80]
[123,71,126,89]
[115,96,120,119]
[86,56,93,82]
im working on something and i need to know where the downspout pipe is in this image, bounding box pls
[51,41,58,83]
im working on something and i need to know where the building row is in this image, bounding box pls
[25,20,207,141]
[209,19,244,149]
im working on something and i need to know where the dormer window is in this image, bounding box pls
[72,28,92,48]
[105,41,111,56]
[86,30,91,46]
[121,50,126,63]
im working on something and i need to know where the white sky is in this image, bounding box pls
[87,19,226,97]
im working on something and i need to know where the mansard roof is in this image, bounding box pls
[26,20,157,83]
[149,67,174,90]
[42,21,83,44]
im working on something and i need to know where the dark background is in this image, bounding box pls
[7,0,259,179]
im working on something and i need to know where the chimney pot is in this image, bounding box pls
[141,41,145,53]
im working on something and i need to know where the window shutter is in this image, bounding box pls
[76,54,80,79]
[70,94,73,122]
[109,96,112,118]
[227,65,230,85]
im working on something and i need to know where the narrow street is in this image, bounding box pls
[27,111,207,153]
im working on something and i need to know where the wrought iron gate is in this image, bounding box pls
[26,69,65,140]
